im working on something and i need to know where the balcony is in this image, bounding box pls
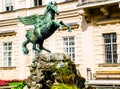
[78,0,120,23]
[78,0,120,7]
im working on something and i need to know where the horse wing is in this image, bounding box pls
[18,14,40,25]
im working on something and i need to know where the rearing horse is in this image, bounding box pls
[18,2,71,55]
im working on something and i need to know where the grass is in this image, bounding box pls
[8,82,23,86]
[8,81,26,89]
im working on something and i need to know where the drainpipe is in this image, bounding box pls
[87,68,92,80]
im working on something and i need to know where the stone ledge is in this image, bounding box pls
[96,71,120,75]
[0,66,16,70]
[0,30,16,37]
[95,70,120,79]
[98,63,120,67]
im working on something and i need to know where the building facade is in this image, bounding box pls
[0,0,120,88]
[78,0,120,88]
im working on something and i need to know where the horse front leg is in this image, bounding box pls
[38,41,51,53]
[59,21,72,32]
[22,39,30,54]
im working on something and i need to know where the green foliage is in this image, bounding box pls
[58,66,73,76]
[51,60,76,84]
[8,82,23,86]
[15,81,26,89]
[8,81,26,89]
[51,62,73,76]
[51,60,74,75]
[51,83,79,89]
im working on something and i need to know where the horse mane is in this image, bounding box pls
[43,2,51,15]
[43,1,56,15]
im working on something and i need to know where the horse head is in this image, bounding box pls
[46,1,59,15]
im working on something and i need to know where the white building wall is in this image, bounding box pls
[0,0,2,12]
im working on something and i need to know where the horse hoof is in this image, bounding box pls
[48,50,51,53]
[68,29,72,32]
[24,51,29,55]
[23,49,29,54]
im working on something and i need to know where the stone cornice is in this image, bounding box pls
[98,63,120,67]
[77,0,120,9]
[0,18,18,27]
[95,17,120,25]
[62,22,79,30]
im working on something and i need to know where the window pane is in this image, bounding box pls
[104,34,111,43]
[63,41,68,46]
[113,57,117,63]
[38,0,42,5]
[4,46,7,51]
[8,52,12,56]
[112,34,116,42]
[34,0,42,6]
[8,57,11,64]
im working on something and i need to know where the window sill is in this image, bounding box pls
[0,30,16,37]
[0,66,16,70]
[98,63,120,67]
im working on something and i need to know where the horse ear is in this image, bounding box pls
[50,1,53,4]
[54,1,57,5]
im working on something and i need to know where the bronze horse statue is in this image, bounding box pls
[18,2,71,55]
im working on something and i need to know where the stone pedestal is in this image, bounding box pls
[25,53,85,89]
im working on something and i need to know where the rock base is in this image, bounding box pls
[26,53,85,89]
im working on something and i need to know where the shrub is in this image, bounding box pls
[51,83,79,89]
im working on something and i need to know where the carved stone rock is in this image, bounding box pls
[25,53,85,89]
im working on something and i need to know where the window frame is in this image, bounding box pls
[2,42,13,67]
[62,36,76,61]
[4,0,13,11]
[103,33,117,64]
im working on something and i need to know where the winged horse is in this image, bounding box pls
[18,2,71,55]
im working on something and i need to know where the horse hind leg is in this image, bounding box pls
[38,41,51,53]
[42,47,51,53]
[22,39,30,54]
[33,43,42,54]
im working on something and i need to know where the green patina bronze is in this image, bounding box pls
[18,1,71,55]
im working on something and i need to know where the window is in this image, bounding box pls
[34,0,42,6]
[3,42,12,67]
[63,36,75,61]
[103,33,117,63]
[5,0,13,11]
